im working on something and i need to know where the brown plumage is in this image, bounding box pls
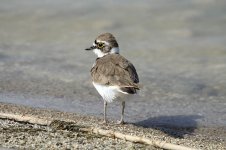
[96,33,119,48]
[91,54,139,93]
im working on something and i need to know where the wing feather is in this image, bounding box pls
[91,54,139,90]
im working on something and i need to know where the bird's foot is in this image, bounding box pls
[101,120,107,124]
[116,120,124,125]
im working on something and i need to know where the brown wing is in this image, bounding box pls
[91,54,139,91]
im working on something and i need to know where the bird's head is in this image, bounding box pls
[85,33,119,57]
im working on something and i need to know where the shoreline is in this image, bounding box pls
[0,102,225,149]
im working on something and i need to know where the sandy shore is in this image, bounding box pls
[1,0,226,128]
[0,102,225,150]
[0,1,225,149]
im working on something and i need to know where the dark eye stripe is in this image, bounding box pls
[94,40,98,45]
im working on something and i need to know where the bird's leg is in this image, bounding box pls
[117,101,125,124]
[103,100,107,124]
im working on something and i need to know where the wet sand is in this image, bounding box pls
[0,102,225,149]
[0,0,226,127]
[0,0,226,149]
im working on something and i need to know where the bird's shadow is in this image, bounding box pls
[133,115,203,138]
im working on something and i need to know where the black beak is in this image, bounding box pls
[85,45,96,51]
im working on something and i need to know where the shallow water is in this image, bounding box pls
[0,0,226,127]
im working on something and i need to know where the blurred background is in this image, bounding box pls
[0,0,225,127]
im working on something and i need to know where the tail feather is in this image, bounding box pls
[120,87,138,94]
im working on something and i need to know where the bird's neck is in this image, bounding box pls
[110,47,120,54]
[94,47,120,58]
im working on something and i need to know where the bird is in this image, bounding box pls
[85,33,139,124]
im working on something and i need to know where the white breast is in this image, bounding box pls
[93,82,126,103]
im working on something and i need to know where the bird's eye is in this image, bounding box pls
[97,42,104,48]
